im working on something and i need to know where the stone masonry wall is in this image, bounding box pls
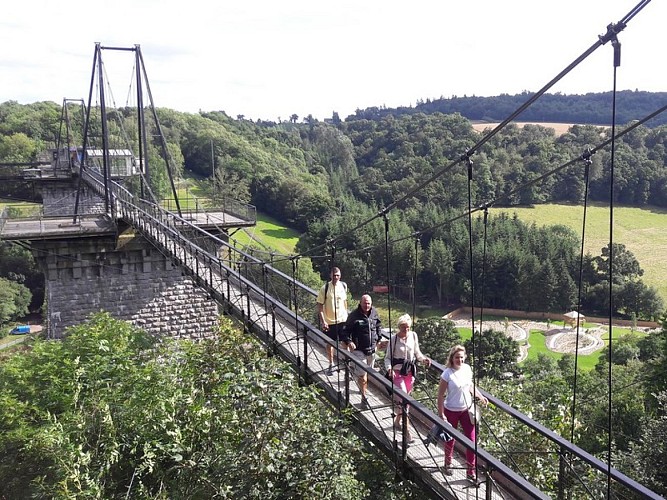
[41,182,107,216]
[34,234,219,339]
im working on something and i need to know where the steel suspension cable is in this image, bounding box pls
[606,30,623,500]
[478,207,489,370]
[411,236,418,321]
[327,245,346,410]
[291,258,302,385]
[258,104,667,285]
[465,156,481,496]
[382,214,400,473]
[570,154,592,445]
[271,99,667,278]
[289,5,646,263]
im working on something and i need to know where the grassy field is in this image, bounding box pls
[490,202,667,302]
[0,333,29,350]
[168,176,302,255]
[0,200,41,217]
[233,213,301,255]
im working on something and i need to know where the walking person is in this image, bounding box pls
[316,267,348,376]
[384,314,431,442]
[343,294,382,409]
[436,344,488,481]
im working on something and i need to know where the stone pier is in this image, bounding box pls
[32,232,219,339]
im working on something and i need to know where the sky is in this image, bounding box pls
[1,0,665,122]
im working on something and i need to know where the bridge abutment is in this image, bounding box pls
[2,155,256,339]
[33,232,219,339]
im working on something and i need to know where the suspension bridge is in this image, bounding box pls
[2,150,660,498]
[1,1,666,495]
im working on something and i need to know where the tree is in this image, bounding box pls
[422,239,455,306]
[413,317,461,365]
[594,243,643,284]
[614,390,667,496]
[0,242,44,311]
[644,318,667,397]
[521,352,558,378]
[0,313,368,499]
[0,277,31,325]
[597,334,641,366]
[0,132,41,162]
[464,328,519,379]
[210,160,251,203]
[616,279,664,320]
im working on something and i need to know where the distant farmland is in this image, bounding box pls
[470,121,608,136]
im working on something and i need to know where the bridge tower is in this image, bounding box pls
[0,44,257,338]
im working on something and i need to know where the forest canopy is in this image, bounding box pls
[1,95,666,320]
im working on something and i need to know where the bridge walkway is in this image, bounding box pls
[94,170,534,499]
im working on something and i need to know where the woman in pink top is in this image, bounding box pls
[384,314,431,442]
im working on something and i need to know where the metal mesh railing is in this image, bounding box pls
[159,196,256,225]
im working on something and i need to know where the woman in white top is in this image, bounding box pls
[436,344,488,480]
[384,314,431,442]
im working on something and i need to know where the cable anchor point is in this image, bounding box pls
[599,22,625,67]
[598,22,626,45]
[461,151,474,180]
[581,148,594,166]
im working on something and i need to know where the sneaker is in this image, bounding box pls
[360,397,370,410]
[466,472,477,482]
[443,465,453,476]
[325,367,334,376]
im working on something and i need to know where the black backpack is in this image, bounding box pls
[424,424,454,447]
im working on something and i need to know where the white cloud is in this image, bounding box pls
[1,0,664,121]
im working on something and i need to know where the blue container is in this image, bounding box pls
[10,325,30,335]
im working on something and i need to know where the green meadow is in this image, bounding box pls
[490,203,667,302]
[233,213,300,255]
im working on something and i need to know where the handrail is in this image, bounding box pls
[425,360,660,498]
[0,207,7,233]
[159,196,257,224]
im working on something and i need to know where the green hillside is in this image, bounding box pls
[492,203,667,301]
[233,212,300,255]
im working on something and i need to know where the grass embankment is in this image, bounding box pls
[169,176,301,255]
[0,334,29,351]
[491,202,667,302]
[234,214,301,255]
[0,200,41,217]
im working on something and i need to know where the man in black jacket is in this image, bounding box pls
[343,294,382,409]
